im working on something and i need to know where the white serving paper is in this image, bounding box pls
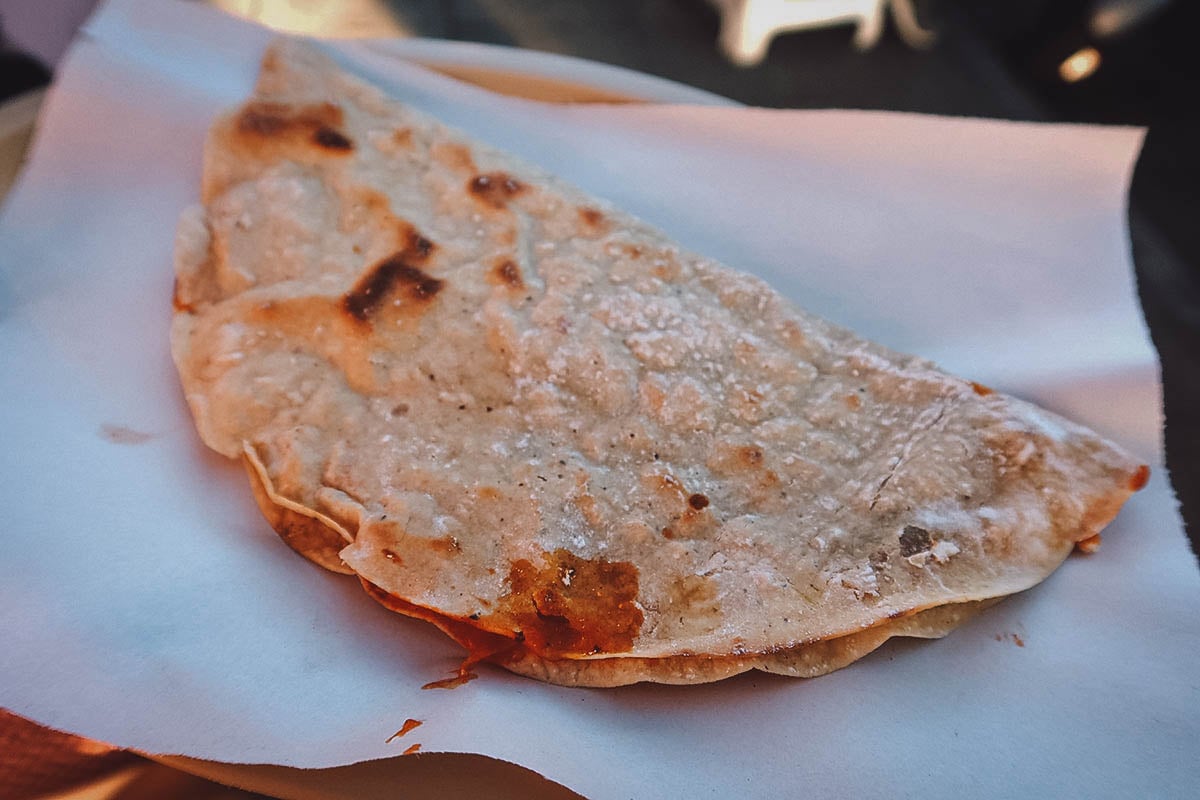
[2,0,1198,797]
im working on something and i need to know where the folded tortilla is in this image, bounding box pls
[171,40,1147,686]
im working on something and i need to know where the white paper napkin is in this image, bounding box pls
[2,1,1197,797]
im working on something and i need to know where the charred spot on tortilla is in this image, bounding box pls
[468,172,526,208]
[342,253,444,322]
[313,126,354,151]
[578,206,609,235]
[489,258,524,289]
[405,230,436,261]
[236,102,292,136]
[899,525,933,558]
[579,207,604,225]
[235,101,352,154]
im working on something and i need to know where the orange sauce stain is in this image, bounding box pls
[358,549,643,688]
[422,665,479,691]
[359,579,513,690]
[403,743,422,755]
[1129,464,1150,491]
[500,549,642,657]
[385,718,423,743]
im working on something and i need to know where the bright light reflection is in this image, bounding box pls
[212,0,410,38]
[1058,46,1102,83]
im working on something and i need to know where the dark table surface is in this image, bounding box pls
[1130,123,1200,551]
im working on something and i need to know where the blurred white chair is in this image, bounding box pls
[709,0,935,66]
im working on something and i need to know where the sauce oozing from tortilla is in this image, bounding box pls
[360,550,643,687]
[359,579,513,689]
[500,549,643,657]
[1128,464,1150,491]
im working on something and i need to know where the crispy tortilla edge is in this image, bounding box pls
[242,443,357,575]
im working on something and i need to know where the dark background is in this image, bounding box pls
[3,0,1196,123]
